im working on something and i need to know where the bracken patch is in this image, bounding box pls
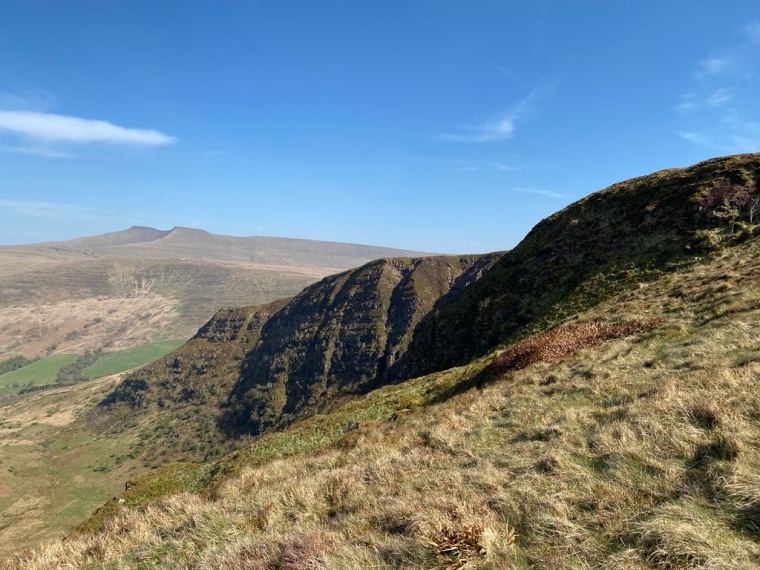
[491,318,663,376]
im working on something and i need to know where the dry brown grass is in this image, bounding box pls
[6,240,760,569]
[0,294,181,359]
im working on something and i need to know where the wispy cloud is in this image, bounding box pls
[0,199,210,230]
[0,87,57,112]
[497,65,522,83]
[0,111,175,146]
[0,199,116,221]
[745,22,760,43]
[696,56,733,78]
[677,23,760,153]
[442,81,557,143]
[0,145,71,158]
[514,187,567,199]
[707,88,734,107]
[404,155,559,174]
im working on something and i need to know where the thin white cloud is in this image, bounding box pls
[442,81,556,143]
[707,88,734,107]
[697,56,732,78]
[0,88,57,112]
[678,119,760,154]
[745,22,760,43]
[514,187,567,199]
[0,111,175,146]
[0,199,116,221]
[497,65,522,83]
[677,131,714,147]
[403,155,559,173]
[677,25,760,153]
[0,145,71,158]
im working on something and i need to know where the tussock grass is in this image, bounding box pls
[8,239,760,568]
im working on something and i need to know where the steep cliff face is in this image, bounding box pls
[393,154,760,379]
[221,254,501,434]
[103,154,760,451]
[103,298,290,412]
[102,253,501,446]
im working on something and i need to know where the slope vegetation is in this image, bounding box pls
[99,254,501,463]
[10,177,760,569]
[6,154,760,567]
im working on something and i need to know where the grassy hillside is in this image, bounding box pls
[9,218,760,568]
[6,155,760,566]
[0,257,330,359]
[0,354,78,394]
[0,375,142,556]
[82,340,185,380]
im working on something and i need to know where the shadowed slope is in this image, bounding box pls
[99,254,502,454]
[393,153,760,380]
[223,254,502,434]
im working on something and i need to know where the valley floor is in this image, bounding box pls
[0,375,142,556]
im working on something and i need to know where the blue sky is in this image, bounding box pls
[1,1,759,253]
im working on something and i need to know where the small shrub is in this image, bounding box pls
[423,524,492,569]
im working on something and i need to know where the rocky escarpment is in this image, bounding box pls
[102,154,760,455]
[101,253,501,448]
[221,254,501,434]
[103,298,290,411]
[392,153,760,380]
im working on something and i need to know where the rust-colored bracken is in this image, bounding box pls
[492,317,663,376]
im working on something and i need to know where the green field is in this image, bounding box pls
[0,354,79,393]
[82,339,185,380]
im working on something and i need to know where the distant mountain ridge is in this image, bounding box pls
[34,226,174,248]
[0,226,430,359]
[7,226,432,268]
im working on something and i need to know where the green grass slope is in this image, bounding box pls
[11,213,760,569]
[82,340,186,380]
[0,375,143,556]
[0,354,78,394]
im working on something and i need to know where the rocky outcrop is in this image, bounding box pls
[103,254,501,437]
[222,254,501,434]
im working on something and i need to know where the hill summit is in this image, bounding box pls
[10,226,432,268]
[0,226,430,360]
